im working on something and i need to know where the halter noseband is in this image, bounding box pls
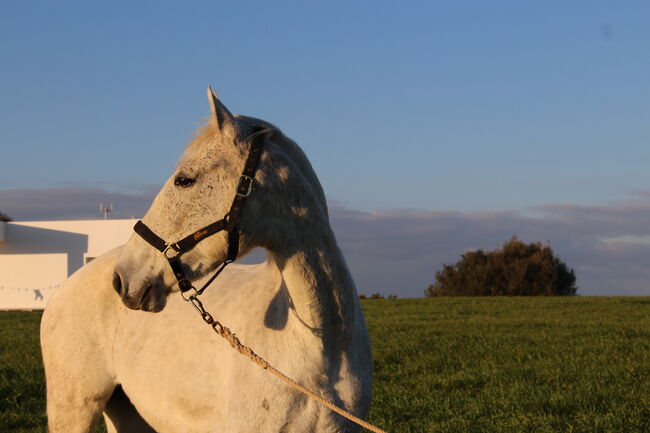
[132,129,268,295]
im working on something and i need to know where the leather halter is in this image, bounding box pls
[132,129,268,294]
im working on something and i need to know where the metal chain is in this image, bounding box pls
[183,292,389,433]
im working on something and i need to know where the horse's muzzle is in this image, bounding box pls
[112,271,166,312]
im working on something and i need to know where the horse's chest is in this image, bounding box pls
[113,304,332,432]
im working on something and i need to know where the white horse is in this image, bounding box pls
[40,88,372,433]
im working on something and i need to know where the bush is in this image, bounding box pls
[0,212,11,222]
[425,237,577,297]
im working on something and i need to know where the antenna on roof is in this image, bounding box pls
[99,203,114,220]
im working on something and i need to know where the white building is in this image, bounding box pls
[0,219,135,310]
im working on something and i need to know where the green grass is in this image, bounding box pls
[364,297,650,432]
[2,297,650,432]
[0,311,46,433]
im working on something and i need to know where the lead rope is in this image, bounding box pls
[186,294,389,433]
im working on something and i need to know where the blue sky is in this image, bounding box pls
[1,1,649,296]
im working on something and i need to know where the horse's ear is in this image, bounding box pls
[207,86,237,140]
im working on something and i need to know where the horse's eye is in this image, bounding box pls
[174,176,195,188]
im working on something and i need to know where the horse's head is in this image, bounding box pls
[113,87,327,311]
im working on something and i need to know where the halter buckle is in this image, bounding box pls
[235,175,254,197]
[162,243,180,259]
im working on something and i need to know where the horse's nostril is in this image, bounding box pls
[112,272,123,295]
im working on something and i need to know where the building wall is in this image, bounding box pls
[0,219,135,310]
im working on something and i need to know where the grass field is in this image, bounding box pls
[2,297,650,432]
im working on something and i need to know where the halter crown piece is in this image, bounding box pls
[133,129,268,297]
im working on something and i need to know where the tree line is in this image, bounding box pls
[426,237,577,297]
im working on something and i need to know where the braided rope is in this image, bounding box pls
[200,312,388,433]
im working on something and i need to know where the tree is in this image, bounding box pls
[425,237,577,297]
[0,212,11,222]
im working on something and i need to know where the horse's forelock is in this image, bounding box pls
[179,115,269,165]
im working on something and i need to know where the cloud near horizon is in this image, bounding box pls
[0,186,157,221]
[2,187,649,297]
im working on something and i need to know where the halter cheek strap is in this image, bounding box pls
[132,130,267,294]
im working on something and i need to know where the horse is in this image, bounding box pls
[40,88,372,433]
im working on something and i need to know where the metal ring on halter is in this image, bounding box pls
[162,243,181,259]
[180,285,198,301]
[235,175,254,197]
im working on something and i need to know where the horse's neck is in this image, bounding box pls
[270,225,356,347]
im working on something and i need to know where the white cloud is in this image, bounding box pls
[601,235,650,247]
